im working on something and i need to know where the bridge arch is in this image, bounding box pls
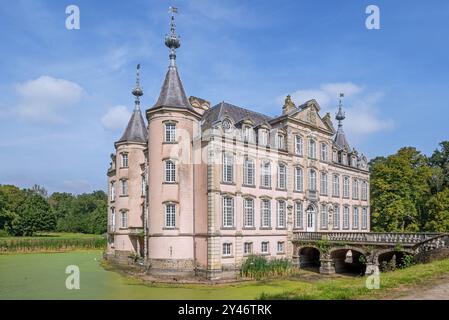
[329,246,367,275]
[298,246,321,272]
[376,248,415,271]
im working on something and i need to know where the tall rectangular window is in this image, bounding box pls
[277,242,285,253]
[309,139,316,159]
[295,135,303,155]
[343,206,349,229]
[261,161,271,187]
[121,153,128,168]
[243,158,255,186]
[244,126,252,142]
[261,200,271,228]
[243,198,255,228]
[352,179,359,199]
[277,134,284,149]
[309,169,317,191]
[222,197,234,228]
[277,200,286,228]
[165,123,176,142]
[120,179,128,196]
[223,153,234,183]
[333,174,340,197]
[244,242,253,255]
[120,211,127,228]
[259,130,268,146]
[295,202,303,228]
[333,205,340,229]
[111,208,116,229]
[277,164,287,189]
[321,143,328,161]
[320,172,328,195]
[320,204,328,229]
[141,175,145,196]
[295,167,303,192]
[165,160,176,183]
[110,181,115,201]
[361,181,368,200]
[222,243,232,256]
[261,241,269,254]
[353,207,359,229]
[343,176,350,198]
[165,204,176,228]
[362,207,368,229]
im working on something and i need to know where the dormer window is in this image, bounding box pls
[259,129,268,146]
[222,119,232,132]
[165,123,176,142]
[243,126,252,142]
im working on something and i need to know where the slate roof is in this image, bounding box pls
[116,109,147,145]
[202,101,272,129]
[151,66,193,110]
[334,127,350,151]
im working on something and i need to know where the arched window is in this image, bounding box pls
[321,143,328,161]
[309,169,317,191]
[343,206,350,229]
[165,203,176,228]
[320,172,328,195]
[320,204,328,229]
[222,153,234,183]
[165,160,176,183]
[110,181,115,201]
[110,208,116,231]
[277,200,286,228]
[164,123,176,142]
[243,157,255,186]
[295,167,303,191]
[277,133,285,149]
[222,196,234,228]
[261,161,271,187]
[277,163,287,189]
[333,205,340,229]
[308,139,316,159]
[243,198,254,228]
[295,135,303,155]
[259,129,269,146]
[261,199,271,228]
[295,201,303,228]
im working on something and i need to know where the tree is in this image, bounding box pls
[423,189,449,232]
[429,141,449,188]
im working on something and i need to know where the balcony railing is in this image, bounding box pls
[306,190,318,201]
[292,231,442,245]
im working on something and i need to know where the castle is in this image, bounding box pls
[106,11,370,279]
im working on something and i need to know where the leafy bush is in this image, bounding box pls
[241,255,295,280]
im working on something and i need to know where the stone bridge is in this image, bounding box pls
[291,232,449,275]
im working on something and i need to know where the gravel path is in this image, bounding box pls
[395,276,449,300]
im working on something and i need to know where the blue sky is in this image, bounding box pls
[1,0,448,194]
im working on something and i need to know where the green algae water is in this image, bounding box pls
[0,251,296,299]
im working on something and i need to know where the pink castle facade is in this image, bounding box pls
[106,14,370,279]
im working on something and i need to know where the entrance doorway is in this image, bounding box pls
[306,204,316,232]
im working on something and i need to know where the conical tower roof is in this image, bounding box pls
[116,64,147,146]
[334,93,350,151]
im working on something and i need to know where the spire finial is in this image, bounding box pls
[336,93,346,128]
[165,7,180,67]
[132,64,143,110]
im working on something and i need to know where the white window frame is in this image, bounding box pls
[333,174,340,197]
[111,208,116,229]
[222,243,232,257]
[352,179,359,199]
[309,169,317,191]
[222,196,235,228]
[261,241,269,254]
[110,181,115,201]
[321,143,328,161]
[320,172,328,195]
[243,126,252,142]
[261,200,271,228]
[320,204,328,229]
[361,181,368,200]
[333,205,340,229]
[244,242,253,255]
[121,153,128,168]
[295,167,303,192]
[165,160,176,183]
[362,207,368,229]
[277,133,284,149]
[243,198,255,228]
[120,179,128,196]
[309,139,316,159]
[295,135,303,155]
[164,123,176,142]
[120,211,127,228]
[222,153,234,183]
[261,161,271,188]
[343,206,350,229]
[343,176,350,198]
[243,157,255,186]
[277,200,286,228]
[353,207,359,229]
[277,241,285,253]
[295,201,303,229]
[277,163,287,189]
[165,203,176,228]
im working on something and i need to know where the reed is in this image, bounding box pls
[241,255,295,280]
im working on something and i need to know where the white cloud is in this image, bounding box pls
[277,82,393,137]
[101,105,131,131]
[15,76,84,123]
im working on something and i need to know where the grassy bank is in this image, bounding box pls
[259,258,449,299]
[0,232,106,253]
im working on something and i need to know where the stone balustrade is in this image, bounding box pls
[293,231,442,245]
